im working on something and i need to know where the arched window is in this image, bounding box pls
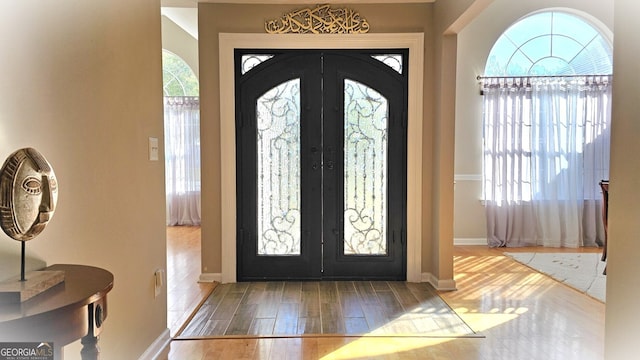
[481,11,612,250]
[484,11,612,76]
[162,50,199,96]
[163,49,201,226]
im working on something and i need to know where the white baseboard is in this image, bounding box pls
[199,272,222,283]
[138,328,170,360]
[421,273,457,291]
[454,238,487,246]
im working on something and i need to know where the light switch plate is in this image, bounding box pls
[149,137,159,161]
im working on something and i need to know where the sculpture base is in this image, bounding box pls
[0,270,65,304]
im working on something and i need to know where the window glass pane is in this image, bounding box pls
[572,38,613,74]
[551,35,583,61]
[506,50,533,75]
[553,12,598,45]
[485,36,518,76]
[530,57,573,76]
[506,12,551,46]
[162,50,199,96]
[520,35,551,63]
[256,79,301,256]
[343,79,388,256]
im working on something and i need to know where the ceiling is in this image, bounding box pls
[162,0,435,6]
[162,7,198,39]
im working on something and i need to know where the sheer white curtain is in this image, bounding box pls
[483,76,611,248]
[164,96,201,225]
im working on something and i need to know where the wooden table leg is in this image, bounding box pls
[600,180,609,275]
[80,334,99,360]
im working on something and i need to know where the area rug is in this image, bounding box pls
[175,281,481,339]
[505,252,606,302]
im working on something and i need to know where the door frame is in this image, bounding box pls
[219,33,424,283]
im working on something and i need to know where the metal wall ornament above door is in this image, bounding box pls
[235,50,408,281]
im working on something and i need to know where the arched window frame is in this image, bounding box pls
[484,10,613,77]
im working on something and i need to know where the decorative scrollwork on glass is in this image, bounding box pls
[241,55,274,75]
[257,79,301,255]
[372,54,403,74]
[343,79,388,255]
[265,4,370,34]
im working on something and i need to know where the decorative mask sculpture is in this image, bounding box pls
[0,148,58,241]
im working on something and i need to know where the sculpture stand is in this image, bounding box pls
[21,240,26,281]
[0,242,64,304]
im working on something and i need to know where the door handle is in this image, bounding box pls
[324,146,336,170]
[311,146,320,171]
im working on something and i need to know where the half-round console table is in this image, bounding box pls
[0,264,113,359]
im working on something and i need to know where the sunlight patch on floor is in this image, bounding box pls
[319,307,526,359]
[319,337,451,360]
[454,307,526,332]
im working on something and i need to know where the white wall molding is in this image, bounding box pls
[138,328,170,360]
[198,272,222,283]
[454,174,482,181]
[421,273,457,291]
[454,238,487,246]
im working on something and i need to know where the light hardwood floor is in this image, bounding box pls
[162,227,604,360]
[166,225,215,337]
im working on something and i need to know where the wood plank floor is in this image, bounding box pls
[166,226,215,337]
[162,226,605,359]
[178,281,476,338]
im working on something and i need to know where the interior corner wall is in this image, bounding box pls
[453,0,614,242]
[197,3,439,279]
[0,1,167,359]
[161,15,199,77]
[431,33,458,283]
[606,1,640,357]
[420,19,436,276]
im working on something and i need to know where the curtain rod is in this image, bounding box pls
[477,74,612,80]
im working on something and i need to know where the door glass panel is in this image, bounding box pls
[257,79,301,255]
[343,79,388,255]
[371,54,403,74]
[241,54,275,75]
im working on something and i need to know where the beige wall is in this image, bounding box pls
[606,1,640,357]
[0,1,166,359]
[453,0,614,242]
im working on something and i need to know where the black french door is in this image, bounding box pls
[236,50,407,281]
